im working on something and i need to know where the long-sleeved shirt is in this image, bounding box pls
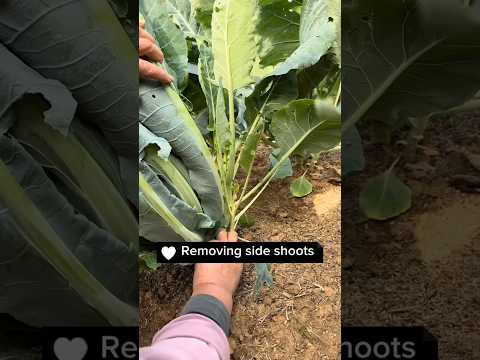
[140,295,231,360]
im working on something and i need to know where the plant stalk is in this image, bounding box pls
[139,172,204,242]
[228,80,280,229]
[239,130,311,205]
[233,170,275,227]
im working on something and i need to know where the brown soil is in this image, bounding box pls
[140,150,341,360]
[343,110,480,360]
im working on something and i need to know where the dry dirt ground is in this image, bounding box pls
[343,111,480,359]
[140,150,341,360]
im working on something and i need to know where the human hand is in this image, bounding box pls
[139,22,173,84]
[192,230,243,314]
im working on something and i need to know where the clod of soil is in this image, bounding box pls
[314,187,340,218]
[343,110,480,360]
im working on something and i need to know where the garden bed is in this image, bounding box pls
[343,111,480,359]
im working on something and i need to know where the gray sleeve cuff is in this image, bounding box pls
[181,295,230,336]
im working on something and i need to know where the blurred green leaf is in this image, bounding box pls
[342,126,365,176]
[359,164,412,220]
[140,251,161,271]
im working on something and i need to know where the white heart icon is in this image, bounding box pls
[161,246,176,260]
[54,337,88,360]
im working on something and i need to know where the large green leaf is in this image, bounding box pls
[255,0,302,68]
[140,0,189,89]
[0,0,138,157]
[342,0,480,133]
[211,0,258,91]
[11,97,138,251]
[139,81,225,224]
[0,136,137,327]
[270,100,341,159]
[272,0,336,76]
[0,43,76,135]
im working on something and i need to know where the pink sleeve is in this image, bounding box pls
[140,314,230,360]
